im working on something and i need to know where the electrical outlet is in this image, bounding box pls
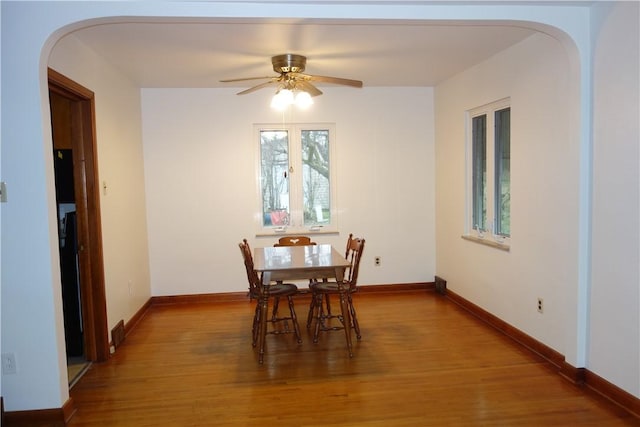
[537,298,544,314]
[2,353,17,375]
[374,256,381,266]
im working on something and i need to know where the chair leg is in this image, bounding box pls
[287,295,303,343]
[319,278,332,316]
[257,292,269,364]
[308,293,335,327]
[272,296,290,333]
[338,289,354,357]
[252,302,261,347]
[307,292,317,329]
[312,293,324,343]
[324,294,332,316]
[348,294,361,340]
[271,296,279,321]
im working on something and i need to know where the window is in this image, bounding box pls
[494,107,510,236]
[468,99,510,241]
[256,123,336,233]
[471,114,487,232]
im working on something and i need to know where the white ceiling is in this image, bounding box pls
[66,19,537,90]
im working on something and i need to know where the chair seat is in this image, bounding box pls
[250,283,299,299]
[309,281,356,294]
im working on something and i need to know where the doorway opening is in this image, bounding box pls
[48,68,110,387]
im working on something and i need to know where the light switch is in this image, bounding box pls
[0,181,7,202]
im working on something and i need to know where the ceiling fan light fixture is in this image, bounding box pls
[271,89,294,110]
[294,91,313,109]
[221,53,363,105]
[271,88,313,110]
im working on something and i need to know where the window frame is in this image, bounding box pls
[465,98,511,246]
[254,123,338,235]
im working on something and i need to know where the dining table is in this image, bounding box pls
[253,243,353,363]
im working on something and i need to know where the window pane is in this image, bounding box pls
[260,130,290,227]
[495,108,510,236]
[472,115,487,231]
[301,129,331,225]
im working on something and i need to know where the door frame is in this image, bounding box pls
[48,68,110,362]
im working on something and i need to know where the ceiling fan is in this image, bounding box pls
[220,53,363,98]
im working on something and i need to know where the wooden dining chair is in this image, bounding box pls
[306,233,354,328]
[307,234,365,345]
[238,239,302,349]
[273,235,317,247]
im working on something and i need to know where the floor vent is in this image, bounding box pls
[111,319,125,349]
[435,276,447,295]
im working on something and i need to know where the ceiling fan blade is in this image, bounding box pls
[236,80,278,95]
[220,76,277,83]
[296,80,323,97]
[302,74,363,88]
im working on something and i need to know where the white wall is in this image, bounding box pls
[589,1,640,397]
[435,33,578,357]
[48,35,152,333]
[141,87,435,296]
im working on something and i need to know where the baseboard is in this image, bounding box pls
[584,369,640,418]
[150,282,434,305]
[444,289,565,368]
[151,291,249,305]
[559,361,586,384]
[442,287,640,419]
[62,398,76,424]
[357,282,434,293]
[4,397,75,427]
[124,298,152,338]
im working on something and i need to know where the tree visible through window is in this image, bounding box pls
[260,130,290,226]
[494,108,510,236]
[257,124,336,232]
[472,114,487,231]
[301,130,331,225]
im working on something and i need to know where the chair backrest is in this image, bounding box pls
[344,234,365,288]
[239,239,261,297]
[274,236,317,247]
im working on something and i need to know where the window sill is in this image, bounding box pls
[461,235,510,251]
[256,228,339,238]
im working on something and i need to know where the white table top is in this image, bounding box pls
[253,244,349,277]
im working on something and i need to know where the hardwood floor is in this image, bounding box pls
[66,291,639,426]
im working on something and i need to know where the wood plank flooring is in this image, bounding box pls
[67,291,639,426]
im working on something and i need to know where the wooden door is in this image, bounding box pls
[48,68,110,363]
